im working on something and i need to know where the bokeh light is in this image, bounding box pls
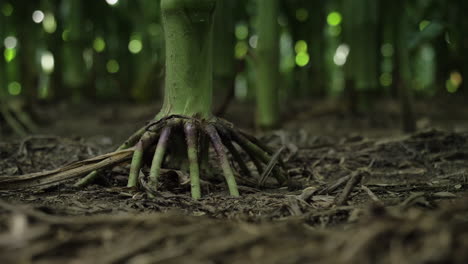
[8,82,22,96]
[419,20,430,31]
[106,60,119,73]
[43,13,57,33]
[41,51,55,73]
[446,71,463,93]
[235,41,248,59]
[32,10,45,23]
[106,0,119,6]
[294,40,307,54]
[381,43,394,57]
[450,71,463,87]
[235,24,249,40]
[295,8,309,22]
[1,3,13,16]
[249,35,258,49]
[328,25,342,37]
[333,44,350,66]
[4,48,16,62]
[128,38,143,54]
[295,52,309,67]
[93,37,106,52]
[4,36,17,49]
[380,73,392,86]
[62,30,71,41]
[327,12,342,26]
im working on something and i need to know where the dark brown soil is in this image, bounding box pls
[1,100,468,264]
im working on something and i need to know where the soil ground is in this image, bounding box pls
[1,98,468,264]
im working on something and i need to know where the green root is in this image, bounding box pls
[128,140,145,187]
[74,126,147,187]
[205,124,240,197]
[184,121,201,199]
[128,130,159,187]
[148,126,172,186]
[75,115,287,199]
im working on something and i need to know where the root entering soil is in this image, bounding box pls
[1,115,286,199]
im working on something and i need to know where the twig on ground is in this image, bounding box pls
[335,170,368,206]
[361,185,382,204]
[258,145,286,187]
[318,175,352,195]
